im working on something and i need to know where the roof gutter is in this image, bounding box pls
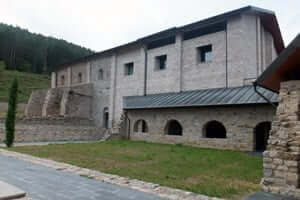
[253,82,277,108]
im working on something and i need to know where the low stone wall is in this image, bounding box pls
[127,104,276,151]
[0,118,104,143]
[0,103,27,113]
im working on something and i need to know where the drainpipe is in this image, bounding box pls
[124,111,131,140]
[253,82,277,108]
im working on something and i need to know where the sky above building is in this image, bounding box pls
[1,0,299,51]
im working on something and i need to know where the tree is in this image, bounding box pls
[5,77,18,147]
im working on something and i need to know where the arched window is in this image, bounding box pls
[204,121,227,138]
[98,69,104,80]
[254,121,271,152]
[165,120,183,136]
[61,75,65,86]
[103,107,109,129]
[78,73,82,83]
[133,120,148,133]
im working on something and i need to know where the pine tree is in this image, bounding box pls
[5,77,18,147]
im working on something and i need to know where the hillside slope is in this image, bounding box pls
[0,61,50,103]
[0,23,94,74]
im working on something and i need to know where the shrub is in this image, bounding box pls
[5,77,18,147]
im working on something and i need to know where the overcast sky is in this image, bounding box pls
[1,0,299,51]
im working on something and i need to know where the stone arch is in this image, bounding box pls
[103,107,109,129]
[203,120,227,138]
[133,119,148,133]
[165,120,183,136]
[254,121,271,152]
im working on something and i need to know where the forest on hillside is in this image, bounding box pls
[0,23,94,74]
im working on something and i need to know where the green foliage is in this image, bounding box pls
[0,23,94,74]
[0,66,50,103]
[5,78,18,147]
[11,141,263,198]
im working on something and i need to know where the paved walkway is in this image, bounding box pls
[0,155,163,200]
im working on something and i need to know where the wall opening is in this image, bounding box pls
[254,122,271,152]
[103,107,109,129]
[133,120,148,133]
[165,120,183,136]
[98,69,104,80]
[204,121,227,138]
[78,72,82,83]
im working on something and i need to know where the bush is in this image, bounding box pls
[5,77,18,147]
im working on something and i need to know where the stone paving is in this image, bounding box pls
[0,154,164,200]
[245,191,299,200]
[0,149,223,200]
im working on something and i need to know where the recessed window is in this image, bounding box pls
[155,55,167,70]
[124,62,134,76]
[98,69,104,80]
[197,45,212,63]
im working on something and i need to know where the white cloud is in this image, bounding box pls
[0,0,299,51]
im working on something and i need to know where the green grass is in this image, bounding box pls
[9,140,263,199]
[0,61,50,103]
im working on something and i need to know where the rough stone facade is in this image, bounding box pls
[0,118,103,143]
[262,80,300,198]
[127,105,275,151]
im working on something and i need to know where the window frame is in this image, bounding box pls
[155,55,167,71]
[196,45,213,64]
[124,62,134,76]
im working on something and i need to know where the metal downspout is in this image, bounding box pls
[124,111,131,140]
[253,82,277,108]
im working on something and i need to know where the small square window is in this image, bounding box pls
[155,55,167,70]
[197,45,212,63]
[124,62,134,76]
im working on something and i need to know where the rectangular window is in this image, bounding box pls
[124,62,134,76]
[197,45,212,63]
[155,55,167,70]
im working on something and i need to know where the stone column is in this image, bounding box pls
[109,54,117,128]
[67,67,72,87]
[86,62,91,83]
[51,72,56,88]
[262,80,300,198]
[175,33,183,92]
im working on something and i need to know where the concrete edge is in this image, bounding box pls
[0,181,26,200]
[0,149,223,200]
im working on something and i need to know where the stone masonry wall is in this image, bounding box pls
[262,80,300,198]
[0,118,104,143]
[127,104,275,151]
[25,89,48,117]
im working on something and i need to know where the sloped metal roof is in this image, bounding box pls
[123,86,278,110]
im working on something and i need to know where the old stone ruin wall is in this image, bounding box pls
[262,80,300,198]
[0,83,105,143]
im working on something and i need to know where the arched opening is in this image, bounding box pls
[61,75,65,86]
[204,121,227,138]
[133,120,148,133]
[165,120,183,136]
[78,73,82,83]
[98,69,104,80]
[254,122,271,152]
[103,107,109,129]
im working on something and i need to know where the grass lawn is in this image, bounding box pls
[9,141,263,199]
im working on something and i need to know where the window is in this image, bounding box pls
[155,55,167,70]
[203,121,226,139]
[78,73,82,83]
[124,62,134,76]
[134,120,148,133]
[197,45,212,63]
[165,120,183,136]
[61,75,65,86]
[98,69,104,80]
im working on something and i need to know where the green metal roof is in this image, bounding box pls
[123,86,278,110]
